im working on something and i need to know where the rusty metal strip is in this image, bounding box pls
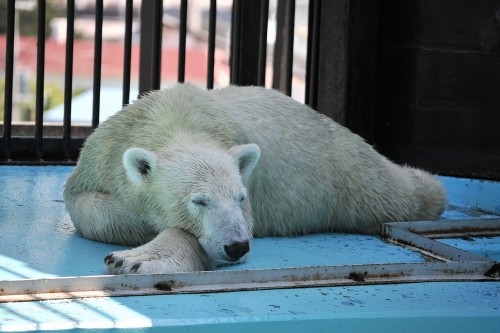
[382,220,497,262]
[0,260,496,303]
[1,218,498,303]
[385,219,500,238]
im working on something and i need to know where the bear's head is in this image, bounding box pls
[122,143,260,266]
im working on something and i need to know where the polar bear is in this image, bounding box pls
[64,83,446,274]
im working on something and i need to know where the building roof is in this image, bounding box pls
[0,34,229,84]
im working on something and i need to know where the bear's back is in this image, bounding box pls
[206,86,394,235]
[70,84,429,236]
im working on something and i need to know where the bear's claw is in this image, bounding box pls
[114,259,124,268]
[104,251,136,274]
[104,248,157,274]
[104,254,114,265]
[131,263,141,273]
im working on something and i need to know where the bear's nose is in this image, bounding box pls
[224,241,250,261]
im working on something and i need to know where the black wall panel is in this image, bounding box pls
[377,0,500,179]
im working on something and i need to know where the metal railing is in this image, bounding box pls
[2,1,499,179]
[1,218,498,302]
[3,0,335,163]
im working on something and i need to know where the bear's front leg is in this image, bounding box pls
[104,228,215,274]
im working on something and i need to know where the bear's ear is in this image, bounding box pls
[123,147,157,186]
[229,144,260,181]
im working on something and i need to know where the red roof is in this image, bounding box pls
[0,35,229,84]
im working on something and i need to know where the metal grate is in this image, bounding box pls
[2,0,308,163]
[0,218,497,303]
[1,0,379,164]
[3,1,496,179]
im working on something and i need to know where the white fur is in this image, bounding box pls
[123,147,157,186]
[64,83,447,274]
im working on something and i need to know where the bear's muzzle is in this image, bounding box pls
[224,241,250,261]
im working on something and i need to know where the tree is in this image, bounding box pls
[0,1,66,36]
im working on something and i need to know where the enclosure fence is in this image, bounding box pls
[2,0,499,180]
[2,0,336,163]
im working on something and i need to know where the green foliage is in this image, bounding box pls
[0,1,66,37]
[17,79,64,121]
[0,2,83,122]
[0,77,85,122]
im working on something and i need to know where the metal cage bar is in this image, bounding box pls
[305,0,320,109]
[178,0,188,83]
[257,0,269,86]
[230,0,268,86]
[230,0,242,84]
[34,0,46,159]
[2,0,15,159]
[63,0,75,159]
[138,0,163,95]
[91,0,104,129]
[122,0,133,105]
[206,0,217,89]
[272,0,295,96]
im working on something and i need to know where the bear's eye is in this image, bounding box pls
[192,198,207,206]
[192,194,208,207]
[237,194,246,203]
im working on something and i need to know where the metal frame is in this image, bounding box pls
[1,0,368,163]
[1,218,498,303]
[138,0,163,95]
[2,1,499,179]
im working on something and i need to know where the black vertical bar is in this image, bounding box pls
[178,0,188,83]
[315,0,350,125]
[231,0,265,86]
[230,0,241,84]
[345,0,380,143]
[122,0,133,106]
[92,0,103,129]
[63,0,75,159]
[271,2,284,91]
[305,0,320,109]
[35,0,46,159]
[2,0,15,159]
[284,0,295,95]
[139,0,163,95]
[257,0,269,86]
[272,0,295,96]
[206,0,217,89]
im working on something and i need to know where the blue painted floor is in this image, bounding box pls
[0,166,499,332]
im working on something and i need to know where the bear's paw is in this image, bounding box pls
[104,248,161,274]
[104,228,214,274]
